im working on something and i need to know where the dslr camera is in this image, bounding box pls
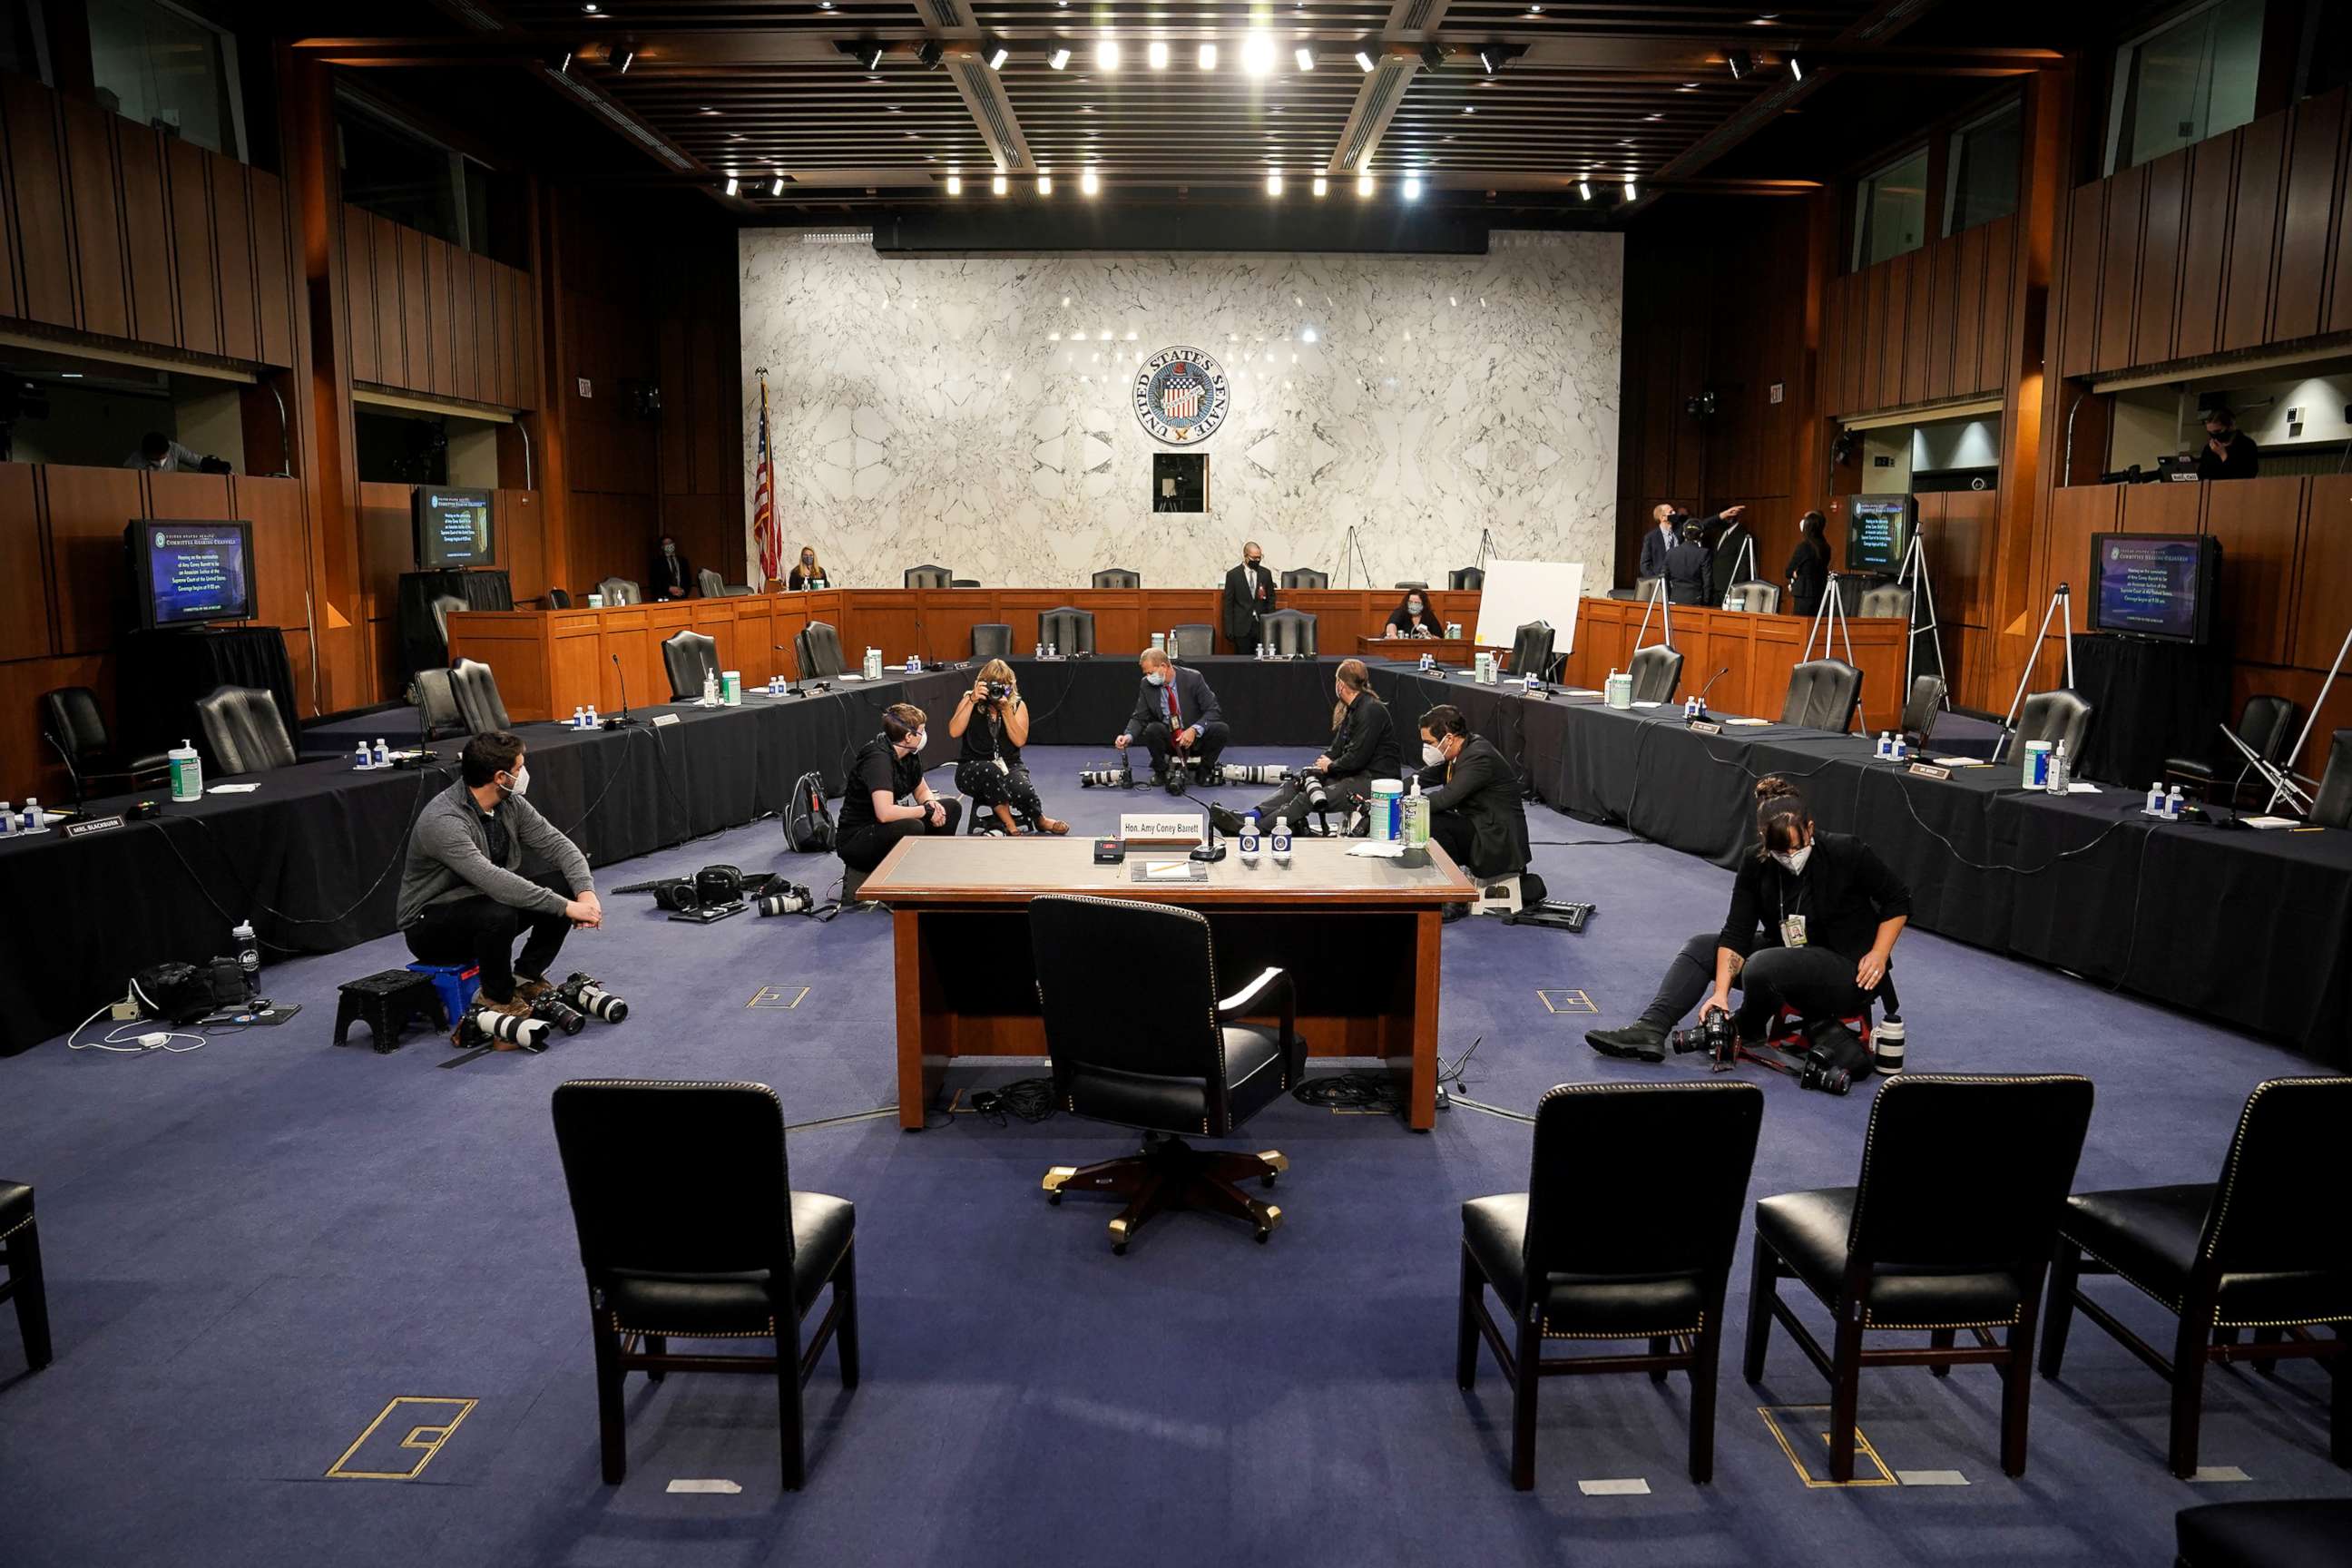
[982,680,1014,703]
[1078,762,1134,789]
[755,881,818,916]
[554,972,629,1024]
[1671,1005,1740,1070]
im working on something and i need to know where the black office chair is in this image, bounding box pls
[1038,606,1095,657]
[1092,568,1141,589]
[1901,674,1947,743]
[1449,567,1485,591]
[1723,581,1780,613]
[1633,573,1666,604]
[410,669,462,741]
[597,577,640,607]
[550,1080,858,1490]
[1261,608,1317,657]
[0,1179,50,1372]
[2314,730,2352,828]
[1169,622,1217,659]
[720,583,754,597]
[904,564,952,589]
[2177,1501,2352,1566]
[39,686,170,799]
[1394,580,1429,591]
[546,587,573,609]
[449,659,513,735]
[1459,1082,1763,1489]
[1507,621,1554,681]
[950,577,982,589]
[695,568,725,600]
[1280,568,1328,590]
[1029,896,1305,1252]
[2043,1076,2352,1478]
[428,593,467,658]
[795,621,847,681]
[1745,1073,2094,1483]
[662,631,719,701]
[1629,644,1685,705]
[1779,659,1863,732]
[2165,694,2298,804]
[1857,583,1915,622]
[2016,689,2094,759]
[971,622,1014,662]
[193,686,299,775]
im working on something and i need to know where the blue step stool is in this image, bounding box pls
[407,962,481,1026]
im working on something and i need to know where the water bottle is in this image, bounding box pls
[374,738,390,768]
[1523,669,1541,693]
[1876,731,1892,760]
[1034,641,1044,659]
[1683,694,1700,720]
[1256,642,1267,661]
[0,801,12,837]
[354,740,374,770]
[1239,810,1261,867]
[1890,731,1909,763]
[168,738,202,801]
[2164,784,2184,819]
[2145,780,2164,816]
[23,797,40,832]
[2046,739,2069,796]
[231,918,259,996]
[1271,817,1292,867]
[1047,642,1057,660]
[906,653,921,673]
[586,703,600,727]
[1168,631,1181,659]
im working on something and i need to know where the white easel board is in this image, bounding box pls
[1474,560,1585,653]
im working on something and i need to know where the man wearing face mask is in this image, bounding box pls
[1585,777,1909,1062]
[836,701,961,874]
[1414,705,1530,917]
[650,534,693,600]
[398,731,600,1041]
[1221,541,1275,653]
[1118,648,1228,783]
[1385,590,1444,638]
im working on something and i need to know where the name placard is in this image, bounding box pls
[1906,762,1953,780]
[1688,720,1722,735]
[64,814,125,838]
[1119,812,1203,845]
[651,713,682,728]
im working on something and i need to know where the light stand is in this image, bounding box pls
[1720,532,1759,599]
[2265,620,2350,813]
[1473,526,1498,575]
[1893,528,1948,704]
[1993,583,2074,764]
[1341,524,1375,589]
[2218,724,2314,816]
[1632,573,1673,651]
[1801,571,1857,665]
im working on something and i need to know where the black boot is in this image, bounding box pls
[1585,1022,1668,1063]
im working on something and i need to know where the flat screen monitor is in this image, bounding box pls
[2089,532,2220,643]
[1846,494,1914,573]
[124,520,256,630]
[414,486,495,568]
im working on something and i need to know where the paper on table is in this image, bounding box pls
[2241,815,2300,829]
[1347,841,1406,859]
[1724,717,1773,727]
[1932,756,1988,768]
[1142,860,1192,880]
[2064,782,2101,794]
[207,783,260,794]
[1631,701,1662,709]
[1564,688,1602,697]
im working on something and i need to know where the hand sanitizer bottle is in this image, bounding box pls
[2047,739,2069,795]
[1270,816,1292,867]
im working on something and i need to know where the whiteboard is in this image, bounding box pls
[1474,560,1585,653]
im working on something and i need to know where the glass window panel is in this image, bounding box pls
[2111,0,2264,171]
[1854,146,1929,270]
[1946,101,2021,236]
[89,0,240,158]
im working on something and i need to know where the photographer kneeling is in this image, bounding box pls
[837,701,962,874]
[1416,705,1531,919]
[1586,777,1909,1063]
[1252,658,1396,833]
[949,658,1067,836]
[398,731,601,1043]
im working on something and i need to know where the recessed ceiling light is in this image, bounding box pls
[1241,34,1274,75]
[1267,172,1284,195]
[992,172,1008,194]
[1198,43,1218,70]
[987,44,1009,69]
[770,176,785,196]
[1038,172,1053,194]
[581,2,600,11]
[1148,40,1168,70]
[1623,180,1639,200]
[1095,39,1120,71]
[945,172,962,194]
[724,176,739,195]
[1357,172,1373,196]
[1644,113,1661,121]
[1048,47,1070,69]
[1080,168,1100,194]
[1295,47,1315,72]
[1578,180,1591,200]
[698,104,720,115]
[1311,175,1328,196]
[1403,175,1422,199]
[1462,105,1474,114]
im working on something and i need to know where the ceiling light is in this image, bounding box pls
[1199,43,1217,70]
[1241,34,1274,75]
[1095,39,1120,71]
[1355,51,1376,73]
[1578,180,1590,200]
[992,172,1008,195]
[770,176,785,196]
[1080,168,1100,195]
[558,49,573,74]
[724,176,740,196]
[1420,43,1445,72]
[1357,172,1374,196]
[945,172,962,194]
[1311,175,1327,196]
[916,40,944,68]
[1295,47,1315,72]
[1267,172,1284,195]
[1038,172,1053,194]
[1479,47,1496,74]
[1462,105,1475,114]
[1403,175,1422,200]
[1788,54,1803,81]
[1726,50,1752,79]
[581,2,599,11]
[616,44,635,72]
[698,104,720,115]
[1049,47,1070,69]
[854,41,886,71]
[1148,40,1168,70]
[986,42,1009,69]
[1623,180,1638,201]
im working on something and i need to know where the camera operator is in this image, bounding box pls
[1116,647,1227,785]
[1252,658,1396,831]
[398,731,601,1042]
[949,658,1068,836]
[837,701,962,873]
[1585,777,1910,1062]
[1416,705,1530,916]
[1384,590,1445,638]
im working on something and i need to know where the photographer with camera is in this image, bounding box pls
[1585,777,1909,1063]
[1251,658,1396,832]
[949,658,1068,836]
[1416,705,1531,916]
[1116,647,1227,786]
[398,731,601,1044]
[838,702,962,873]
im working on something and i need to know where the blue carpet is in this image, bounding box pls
[1,744,2343,1567]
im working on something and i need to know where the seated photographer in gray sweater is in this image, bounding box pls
[397,731,601,1037]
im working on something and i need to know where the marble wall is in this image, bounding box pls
[739,230,1622,590]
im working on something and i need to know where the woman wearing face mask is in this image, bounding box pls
[948,660,1067,836]
[1585,777,1911,1062]
[835,702,962,874]
[1249,658,1396,833]
[787,545,828,591]
[1385,590,1445,638]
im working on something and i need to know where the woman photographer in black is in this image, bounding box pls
[947,658,1068,836]
[1585,777,1910,1061]
[1250,658,1396,833]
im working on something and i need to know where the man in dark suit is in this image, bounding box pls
[1116,648,1228,781]
[1638,505,1679,580]
[1414,704,1530,915]
[649,535,693,601]
[1221,541,1274,653]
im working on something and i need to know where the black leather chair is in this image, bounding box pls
[1169,622,1216,659]
[1449,567,1485,591]
[2165,694,2298,804]
[0,1179,50,1372]
[1030,896,1305,1252]
[950,577,982,589]
[596,576,640,606]
[1280,568,1328,590]
[546,587,573,609]
[1507,621,1554,681]
[551,1080,857,1490]
[447,660,512,735]
[1779,659,1863,732]
[411,669,462,741]
[2177,1501,2352,1566]
[1633,573,1666,604]
[795,621,847,681]
[2017,688,2094,759]
[697,568,726,599]
[1459,1082,1763,1489]
[720,583,754,597]
[2042,1076,2352,1478]
[1722,581,1780,613]
[428,593,468,657]
[904,564,952,589]
[1857,583,1915,622]
[1745,1073,2093,1483]
[1901,673,1947,743]
[662,631,719,701]
[971,622,1014,662]
[1038,606,1095,657]
[1629,644,1684,705]
[39,686,169,799]
[194,686,299,775]
[1394,580,1429,591]
[2314,730,2352,828]
[1261,609,1317,656]
[1092,568,1140,589]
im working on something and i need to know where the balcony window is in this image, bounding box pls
[1945,100,2021,237]
[1852,146,1929,270]
[2105,0,2263,172]
[89,0,245,159]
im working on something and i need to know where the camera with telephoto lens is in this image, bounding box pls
[1671,1005,1739,1069]
[1800,1048,1853,1096]
[756,881,817,916]
[1217,763,1290,787]
[530,992,586,1036]
[1078,762,1134,789]
[555,972,629,1023]
[1796,1021,1874,1096]
[1291,768,1330,814]
[463,1005,551,1053]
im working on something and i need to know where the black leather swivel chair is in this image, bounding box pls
[1169,622,1216,659]
[1038,606,1095,657]
[1779,659,1863,731]
[1449,567,1485,591]
[1394,580,1429,591]
[1629,644,1684,705]
[720,583,754,597]
[1092,568,1140,589]
[1280,568,1328,590]
[2315,730,2352,828]
[545,587,573,609]
[971,622,1014,662]
[1507,622,1553,681]
[40,686,169,799]
[1029,896,1305,1252]
[662,631,719,701]
[795,621,847,681]
[449,660,512,735]
[0,1179,51,1371]
[411,669,462,741]
[2165,694,2297,804]
[1745,1073,2094,1483]
[1722,581,1780,613]
[1857,583,1915,622]
[597,577,640,607]
[904,564,952,589]
[428,593,468,659]
[697,568,726,599]
[2017,689,2094,759]
[950,577,982,589]
[1261,609,1317,656]
[2043,1076,2352,1478]
[1901,674,1947,743]
[194,686,299,775]
[551,1080,857,1490]
[1460,1082,1763,1488]
[1633,574,1665,605]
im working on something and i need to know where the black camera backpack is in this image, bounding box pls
[782,770,836,852]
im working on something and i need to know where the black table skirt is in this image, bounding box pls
[1001,655,1341,750]
[116,625,300,774]
[2069,633,2231,788]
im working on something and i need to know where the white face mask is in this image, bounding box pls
[1422,741,1447,768]
[1406,601,1424,615]
[1146,671,1166,687]
[905,730,926,754]
[1771,844,1813,876]
[661,543,675,557]
[501,764,530,798]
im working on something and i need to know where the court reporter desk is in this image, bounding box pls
[859,836,1478,1131]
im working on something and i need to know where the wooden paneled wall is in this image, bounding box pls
[0,72,296,366]
[1820,214,2016,418]
[338,204,536,408]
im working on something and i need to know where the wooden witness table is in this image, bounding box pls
[860,836,1478,1132]
[1354,633,1484,665]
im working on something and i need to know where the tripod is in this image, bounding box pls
[1720,532,1759,599]
[1632,574,1674,652]
[1472,525,1499,576]
[1894,529,1948,704]
[1993,584,2075,764]
[1801,571,1857,665]
[1341,524,1375,589]
[2266,619,2349,814]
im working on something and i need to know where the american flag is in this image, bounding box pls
[1159,368,1204,421]
[750,371,779,585]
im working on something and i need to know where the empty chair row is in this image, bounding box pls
[899,566,1487,591]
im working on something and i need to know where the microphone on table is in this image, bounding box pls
[1690,666,1730,719]
[603,652,638,728]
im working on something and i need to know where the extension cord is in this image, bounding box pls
[138,1032,170,1049]
[108,994,141,1022]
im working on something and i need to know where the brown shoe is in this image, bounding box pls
[513,976,555,1004]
